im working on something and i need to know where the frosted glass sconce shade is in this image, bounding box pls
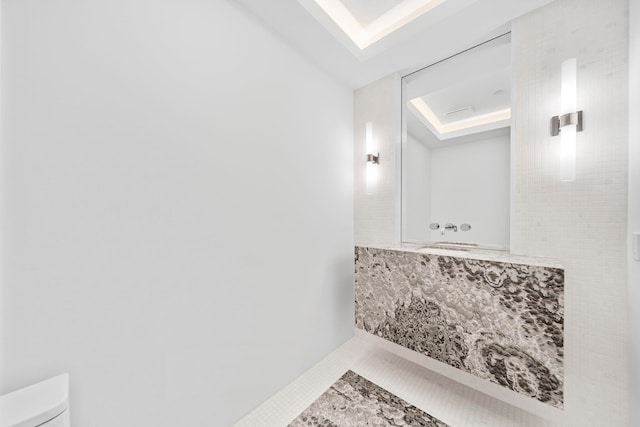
[365,121,379,194]
[551,58,582,182]
[365,122,379,164]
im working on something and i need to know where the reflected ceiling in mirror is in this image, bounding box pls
[405,33,511,146]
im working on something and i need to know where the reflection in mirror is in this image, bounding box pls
[401,33,511,250]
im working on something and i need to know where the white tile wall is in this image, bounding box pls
[511,0,630,425]
[628,2,640,425]
[354,74,402,246]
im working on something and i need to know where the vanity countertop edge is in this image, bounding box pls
[357,243,564,270]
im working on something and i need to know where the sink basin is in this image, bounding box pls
[418,244,471,252]
[416,242,508,253]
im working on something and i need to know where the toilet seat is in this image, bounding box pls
[0,374,69,427]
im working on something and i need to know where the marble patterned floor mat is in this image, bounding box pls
[287,370,449,427]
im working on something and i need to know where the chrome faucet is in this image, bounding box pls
[442,223,457,235]
[431,222,470,235]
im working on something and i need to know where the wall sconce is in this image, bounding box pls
[551,58,583,182]
[366,122,379,164]
[365,121,379,194]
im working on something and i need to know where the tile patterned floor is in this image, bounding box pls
[234,337,562,427]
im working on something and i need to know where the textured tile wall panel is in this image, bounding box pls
[354,74,402,246]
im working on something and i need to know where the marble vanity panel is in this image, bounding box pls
[354,246,564,408]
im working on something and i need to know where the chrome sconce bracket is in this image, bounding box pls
[366,153,379,164]
[550,111,583,136]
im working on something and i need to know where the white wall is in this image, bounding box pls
[628,0,640,422]
[0,1,354,426]
[511,0,629,425]
[403,134,431,242]
[428,134,510,246]
[354,74,401,246]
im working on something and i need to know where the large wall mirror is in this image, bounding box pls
[401,33,511,250]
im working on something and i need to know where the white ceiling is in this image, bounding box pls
[341,0,406,27]
[233,0,554,88]
[420,68,511,124]
[407,111,510,149]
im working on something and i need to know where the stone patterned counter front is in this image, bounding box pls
[354,246,564,408]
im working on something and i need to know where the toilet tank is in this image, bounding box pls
[0,374,70,427]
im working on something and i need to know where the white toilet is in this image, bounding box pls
[0,374,70,427]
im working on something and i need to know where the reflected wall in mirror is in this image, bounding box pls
[401,33,511,250]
